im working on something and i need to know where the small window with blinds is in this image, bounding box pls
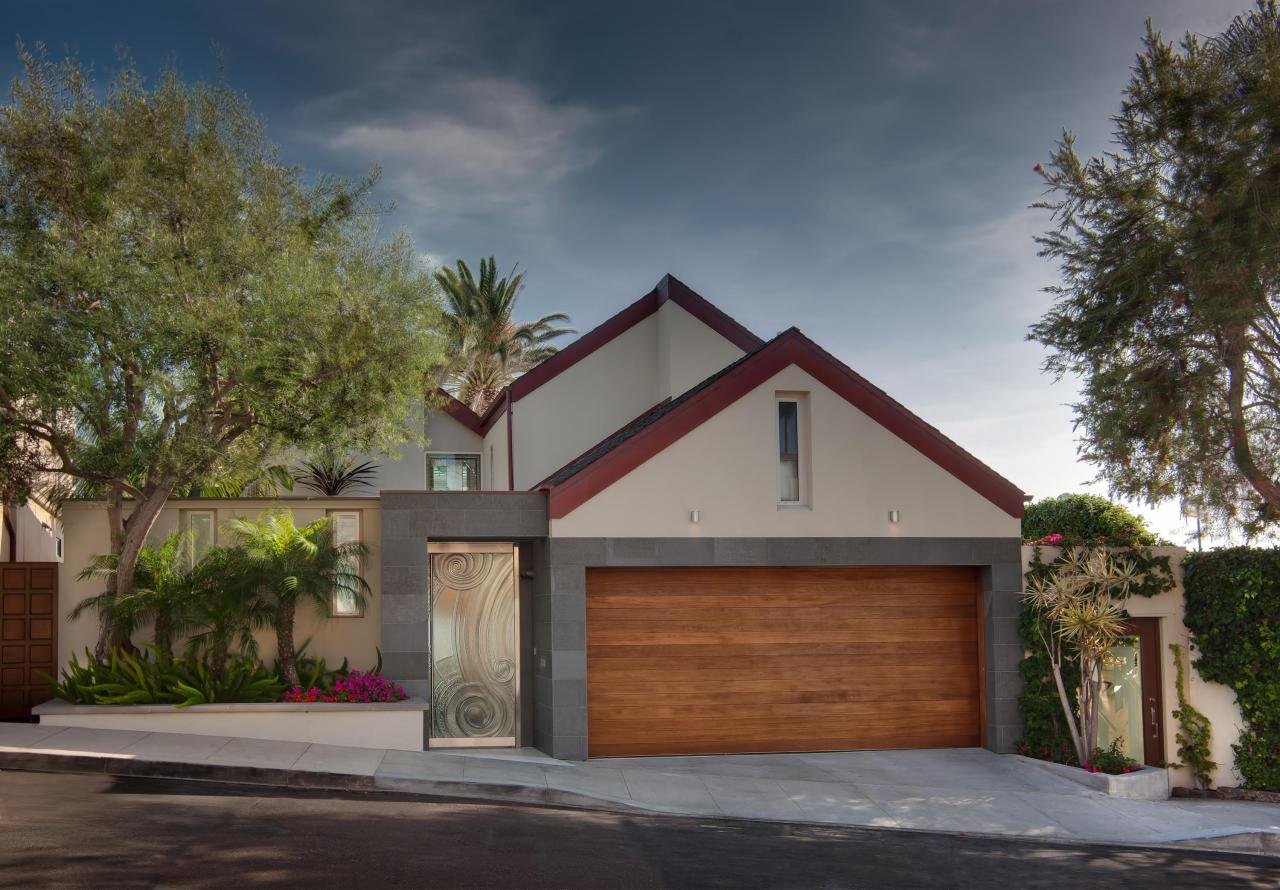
[778,400,801,503]
[330,511,363,617]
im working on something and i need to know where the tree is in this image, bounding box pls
[0,47,443,659]
[228,509,369,687]
[71,530,201,660]
[1032,2,1280,536]
[1022,493,1157,546]
[435,257,574,413]
[1023,548,1141,765]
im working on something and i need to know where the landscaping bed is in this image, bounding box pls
[1014,755,1170,800]
[32,697,428,751]
[1172,786,1280,804]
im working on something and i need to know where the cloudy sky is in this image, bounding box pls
[2,0,1253,543]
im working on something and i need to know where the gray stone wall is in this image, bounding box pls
[541,537,1024,761]
[378,491,547,711]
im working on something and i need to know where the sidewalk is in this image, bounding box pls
[3,722,1279,852]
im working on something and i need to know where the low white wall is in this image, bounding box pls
[1022,545,1245,788]
[34,699,426,752]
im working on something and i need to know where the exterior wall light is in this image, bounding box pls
[888,510,901,524]
[690,510,701,524]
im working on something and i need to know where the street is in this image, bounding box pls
[0,770,1275,889]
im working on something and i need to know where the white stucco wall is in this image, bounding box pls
[1,499,62,562]
[59,498,382,672]
[551,363,1020,538]
[482,407,510,491]
[656,300,747,400]
[424,409,484,455]
[511,313,662,490]
[1023,545,1244,789]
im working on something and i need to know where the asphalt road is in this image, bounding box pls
[0,770,1276,889]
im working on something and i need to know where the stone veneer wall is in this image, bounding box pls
[377,491,548,726]
[541,537,1023,761]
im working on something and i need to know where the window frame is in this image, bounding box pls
[426,451,483,492]
[777,398,802,505]
[328,509,364,618]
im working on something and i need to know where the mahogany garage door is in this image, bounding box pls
[586,566,983,757]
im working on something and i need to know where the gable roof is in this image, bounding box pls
[475,274,763,432]
[433,387,485,435]
[537,328,1029,520]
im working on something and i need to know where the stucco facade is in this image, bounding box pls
[58,498,383,671]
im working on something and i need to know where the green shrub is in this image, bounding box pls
[1169,643,1216,790]
[1022,493,1157,547]
[1184,548,1280,791]
[49,646,283,708]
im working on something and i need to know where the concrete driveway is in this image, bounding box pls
[3,722,1279,849]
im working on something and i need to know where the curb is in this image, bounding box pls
[3,749,1279,858]
[0,749,645,815]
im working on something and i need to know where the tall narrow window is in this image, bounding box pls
[330,511,362,617]
[184,510,215,567]
[427,453,481,491]
[778,400,800,503]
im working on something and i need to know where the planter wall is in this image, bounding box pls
[33,698,427,752]
[1015,754,1170,800]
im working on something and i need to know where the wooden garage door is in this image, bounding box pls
[0,563,58,719]
[586,566,983,757]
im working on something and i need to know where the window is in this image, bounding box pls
[428,453,481,491]
[330,510,363,617]
[183,510,215,566]
[778,400,800,503]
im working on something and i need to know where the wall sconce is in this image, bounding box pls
[689,509,701,524]
[888,510,901,524]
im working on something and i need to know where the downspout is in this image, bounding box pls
[2,503,15,562]
[506,389,515,491]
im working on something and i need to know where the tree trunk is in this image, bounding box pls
[1226,346,1280,518]
[95,482,173,662]
[275,599,299,687]
[154,612,173,662]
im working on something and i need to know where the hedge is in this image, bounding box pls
[1183,548,1280,791]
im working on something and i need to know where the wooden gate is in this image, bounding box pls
[0,563,57,719]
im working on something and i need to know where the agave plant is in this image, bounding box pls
[292,451,380,496]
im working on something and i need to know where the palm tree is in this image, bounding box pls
[181,545,276,679]
[228,509,370,687]
[435,257,575,413]
[72,531,202,660]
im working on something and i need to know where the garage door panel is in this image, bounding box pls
[586,565,982,757]
[589,618,978,646]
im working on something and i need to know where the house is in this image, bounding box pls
[53,274,1028,760]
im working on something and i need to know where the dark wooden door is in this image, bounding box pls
[0,563,57,719]
[585,566,983,757]
[1122,617,1164,767]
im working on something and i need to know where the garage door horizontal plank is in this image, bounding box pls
[585,565,982,756]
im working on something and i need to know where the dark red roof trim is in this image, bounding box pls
[434,388,485,435]
[475,274,763,432]
[544,328,1028,520]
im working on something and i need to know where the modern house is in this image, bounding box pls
[53,274,1029,760]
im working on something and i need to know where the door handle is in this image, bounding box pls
[1149,698,1159,738]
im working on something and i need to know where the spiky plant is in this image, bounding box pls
[435,257,574,414]
[292,451,380,496]
[1024,548,1140,764]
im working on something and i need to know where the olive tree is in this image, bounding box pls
[0,47,443,659]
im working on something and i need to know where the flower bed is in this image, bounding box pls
[1015,755,1170,799]
[283,671,406,703]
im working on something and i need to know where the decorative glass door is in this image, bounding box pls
[428,543,518,747]
[1098,618,1163,766]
